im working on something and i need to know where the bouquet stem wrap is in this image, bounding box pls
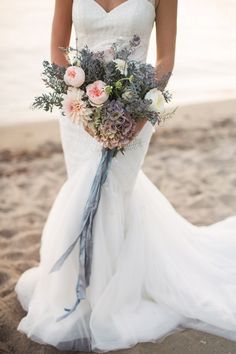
[49,146,117,322]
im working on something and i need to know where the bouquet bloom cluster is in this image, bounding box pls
[32,35,176,322]
[33,34,174,152]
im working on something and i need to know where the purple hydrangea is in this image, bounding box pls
[98,100,137,149]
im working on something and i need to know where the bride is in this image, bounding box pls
[15,0,236,352]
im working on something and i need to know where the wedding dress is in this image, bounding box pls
[14,0,236,352]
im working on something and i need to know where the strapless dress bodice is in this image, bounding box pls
[72,0,156,62]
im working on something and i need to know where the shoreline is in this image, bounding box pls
[0,98,236,152]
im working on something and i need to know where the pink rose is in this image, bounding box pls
[64,66,85,87]
[86,80,109,106]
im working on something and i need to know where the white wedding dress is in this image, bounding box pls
[15,0,236,352]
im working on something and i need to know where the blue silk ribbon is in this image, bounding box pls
[49,146,117,322]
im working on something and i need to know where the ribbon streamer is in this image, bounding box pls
[49,146,117,322]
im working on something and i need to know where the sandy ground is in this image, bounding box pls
[0,99,236,354]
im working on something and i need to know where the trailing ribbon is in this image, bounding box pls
[49,146,117,322]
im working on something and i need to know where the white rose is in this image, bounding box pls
[145,88,165,114]
[113,59,128,76]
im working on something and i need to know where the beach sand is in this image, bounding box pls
[0,99,236,354]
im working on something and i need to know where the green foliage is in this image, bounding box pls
[32,35,176,128]
[32,92,63,112]
[41,61,67,94]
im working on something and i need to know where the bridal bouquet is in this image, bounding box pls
[33,34,174,152]
[32,34,176,321]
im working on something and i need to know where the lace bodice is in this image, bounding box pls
[72,0,156,63]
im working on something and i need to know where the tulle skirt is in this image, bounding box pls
[15,117,236,352]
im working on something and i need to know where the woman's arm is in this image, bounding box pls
[155,0,178,89]
[133,0,178,136]
[51,0,73,67]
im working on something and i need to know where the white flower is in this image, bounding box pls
[62,87,93,123]
[64,66,85,87]
[145,88,165,114]
[113,59,128,76]
[122,89,134,101]
[74,59,81,66]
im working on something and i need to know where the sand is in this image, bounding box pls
[0,99,236,354]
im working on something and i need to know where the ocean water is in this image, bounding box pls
[0,0,235,125]
[147,0,236,105]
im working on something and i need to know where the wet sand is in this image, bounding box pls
[0,99,236,353]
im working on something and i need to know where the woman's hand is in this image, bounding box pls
[133,117,148,137]
[84,117,148,138]
[83,116,148,141]
[84,124,96,138]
